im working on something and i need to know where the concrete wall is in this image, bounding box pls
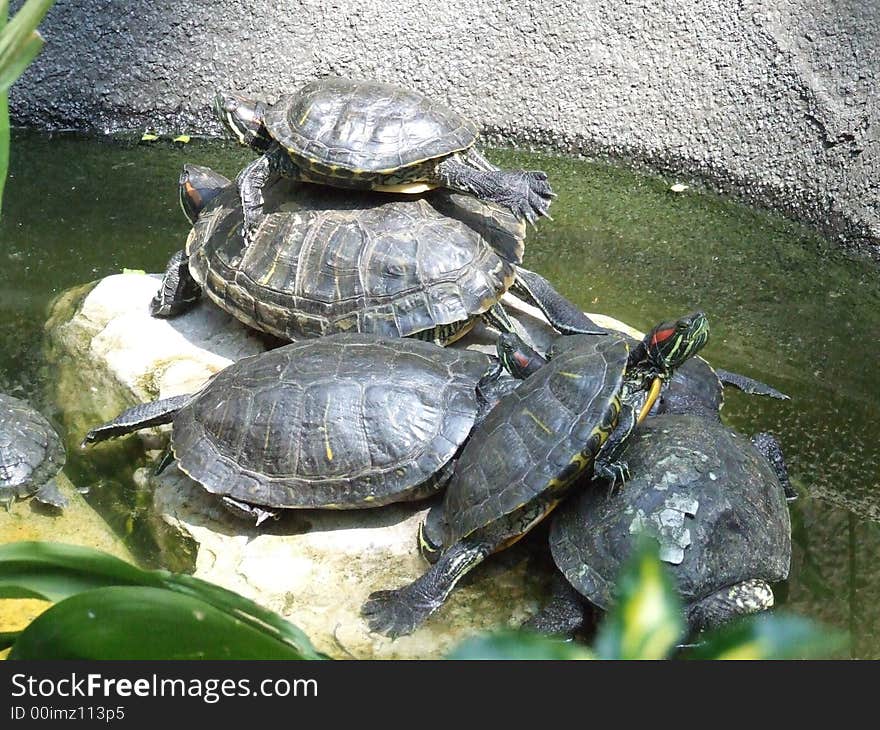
[10,0,879,259]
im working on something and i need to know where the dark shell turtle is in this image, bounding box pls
[214,77,554,240]
[152,165,604,344]
[361,313,709,639]
[82,335,500,520]
[533,414,792,636]
[0,393,68,510]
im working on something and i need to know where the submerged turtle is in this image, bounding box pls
[214,77,554,241]
[528,413,792,636]
[0,393,68,511]
[81,334,518,523]
[152,165,601,345]
[361,312,709,638]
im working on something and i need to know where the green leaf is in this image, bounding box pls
[593,539,686,659]
[448,630,594,660]
[0,541,326,659]
[0,29,42,94]
[0,0,53,80]
[7,586,310,659]
[0,90,7,219]
[686,613,847,660]
[0,630,22,650]
[0,541,162,601]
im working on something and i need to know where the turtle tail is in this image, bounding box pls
[81,394,193,447]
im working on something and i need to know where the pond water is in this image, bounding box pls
[1,130,878,657]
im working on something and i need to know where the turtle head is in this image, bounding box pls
[641,311,710,376]
[496,333,547,380]
[178,164,231,224]
[214,91,272,151]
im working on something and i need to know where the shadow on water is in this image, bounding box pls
[1,131,878,657]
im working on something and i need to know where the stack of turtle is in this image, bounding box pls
[82,77,795,645]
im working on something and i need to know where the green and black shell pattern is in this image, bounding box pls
[442,336,627,545]
[169,334,496,509]
[0,393,65,501]
[186,178,524,342]
[264,77,479,182]
[550,414,791,609]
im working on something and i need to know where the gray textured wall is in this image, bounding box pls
[10,0,879,259]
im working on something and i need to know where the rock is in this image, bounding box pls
[45,272,635,659]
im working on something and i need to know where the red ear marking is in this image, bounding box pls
[184,181,203,206]
[650,327,676,347]
[513,352,531,369]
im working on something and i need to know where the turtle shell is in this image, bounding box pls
[169,334,494,509]
[186,178,524,341]
[654,357,724,418]
[0,393,65,500]
[442,335,627,545]
[264,77,478,174]
[550,414,791,609]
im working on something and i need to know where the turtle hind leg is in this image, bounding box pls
[522,573,587,638]
[81,394,193,447]
[715,368,790,400]
[362,539,490,638]
[751,432,797,500]
[435,154,553,225]
[151,250,201,318]
[511,267,608,335]
[686,578,775,633]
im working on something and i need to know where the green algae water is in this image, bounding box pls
[1,131,878,656]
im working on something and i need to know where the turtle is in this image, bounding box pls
[360,312,710,638]
[0,393,68,511]
[81,334,521,523]
[525,412,793,638]
[214,77,554,242]
[151,164,603,345]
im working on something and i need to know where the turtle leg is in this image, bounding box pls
[81,394,193,447]
[751,432,797,500]
[511,268,607,335]
[220,496,279,527]
[417,500,447,564]
[32,478,69,511]
[593,403,637,485]
[522,572,588,638]
[435,154,554,225]
[686,578,775,633]
[362,537,492,638]
[715,369,790,400]
[150,250,201,318]
[236,145,300,242]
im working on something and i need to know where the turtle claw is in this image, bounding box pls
[496,170,554,224]
[361,589,428,639]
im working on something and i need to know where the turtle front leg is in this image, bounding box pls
[512,267,607,335]
[362,538,491,638]
[236,145,300,242]
[436,154,554,225]
[751,432,797,500]
[523,572,588,638]
[686,578,775,633]
[151,250,201,317]
[593,403,637,485]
